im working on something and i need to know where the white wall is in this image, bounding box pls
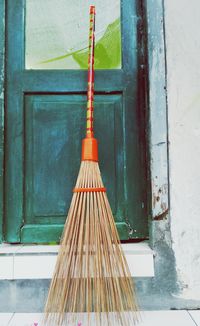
[164,0,200,299]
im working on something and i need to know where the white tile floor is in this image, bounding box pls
[0,311,199,326]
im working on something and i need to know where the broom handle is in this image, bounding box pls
[86,5,95,138]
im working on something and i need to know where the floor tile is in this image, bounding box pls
[16,245,59,254]
[0,256,13,279]
[0,313,14,326]
[5,311,197,326]
[121,242,154,255]
[189,310,200,325]
[139,311,196,326]
[126,252,154,277]
[14,255,56,279]
[8,313,43,326]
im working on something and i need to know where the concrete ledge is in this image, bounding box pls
[0,242,154,279]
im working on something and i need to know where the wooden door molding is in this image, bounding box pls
[2,0,155,243]
[0,0,5,242]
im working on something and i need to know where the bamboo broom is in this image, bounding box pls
[44,5,138,326]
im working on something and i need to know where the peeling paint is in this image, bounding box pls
[152,181,168,220]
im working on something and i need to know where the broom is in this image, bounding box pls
[44,5,138,326]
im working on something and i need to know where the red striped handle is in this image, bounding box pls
[86,5,95,138]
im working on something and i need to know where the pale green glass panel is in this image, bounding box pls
[25,0,121,69]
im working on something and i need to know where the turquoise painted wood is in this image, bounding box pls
[4,0,148,243]
[0,0,5,242]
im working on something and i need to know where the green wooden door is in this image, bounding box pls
[5,0,148,243]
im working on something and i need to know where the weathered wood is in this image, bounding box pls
[4,0,25,242]
[20,222,128,243]
[0,0,5,242]
[5,0,148,242]
[145,0,169,222]
[144,0,178,298]
[24,94,123,223]
[21,70,125,93]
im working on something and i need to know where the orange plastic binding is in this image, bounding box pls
[90,5,95,14]
[81,137,98,161]
[73,187,106,193]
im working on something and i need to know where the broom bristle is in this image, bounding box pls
[44,161,139,326]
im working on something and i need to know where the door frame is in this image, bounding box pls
[3,0,149,243]
[0,0,169,243]
[0,0,5,243]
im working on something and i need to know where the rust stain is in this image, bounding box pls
[153,208,169,221]
[152,181,168,220]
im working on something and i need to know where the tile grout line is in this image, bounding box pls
[187,311,199,326]
[7,312,15,325]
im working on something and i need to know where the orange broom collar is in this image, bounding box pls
[73,187,106,193]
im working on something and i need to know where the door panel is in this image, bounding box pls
[22,93,128,242]
[25,94,123,222]
[5,0,148,242]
